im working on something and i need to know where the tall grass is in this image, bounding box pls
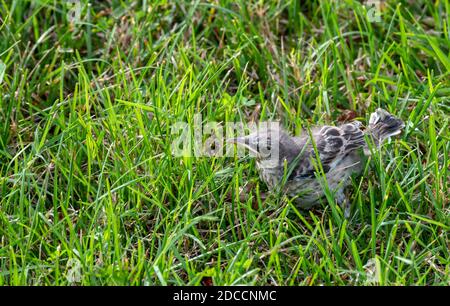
[0,0,448,285]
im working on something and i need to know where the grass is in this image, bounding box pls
[0,0,448,285]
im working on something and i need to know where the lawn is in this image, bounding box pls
[0,0,448,285]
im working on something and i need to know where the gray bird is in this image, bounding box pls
[230,108,405,215]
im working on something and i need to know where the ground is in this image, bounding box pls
[0,0,448,285]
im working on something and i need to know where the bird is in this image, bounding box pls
[229,108,405,216]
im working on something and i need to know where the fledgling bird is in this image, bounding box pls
[230,108,405,215]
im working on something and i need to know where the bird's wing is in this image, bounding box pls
[316,121,365,164]
[289,121,365,179]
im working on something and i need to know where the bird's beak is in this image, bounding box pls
[226,137,246,145]
[226,136,259,155]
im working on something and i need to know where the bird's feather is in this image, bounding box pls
[289,121,365,180]
[237,108,404,209]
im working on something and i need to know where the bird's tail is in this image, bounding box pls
[366,108,405,146]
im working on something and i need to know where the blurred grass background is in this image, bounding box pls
[0,0,448,285]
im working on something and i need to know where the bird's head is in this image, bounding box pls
[228,129,279,160]
[227,126,300,168]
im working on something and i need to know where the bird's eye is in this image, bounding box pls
[257,136,271,150]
